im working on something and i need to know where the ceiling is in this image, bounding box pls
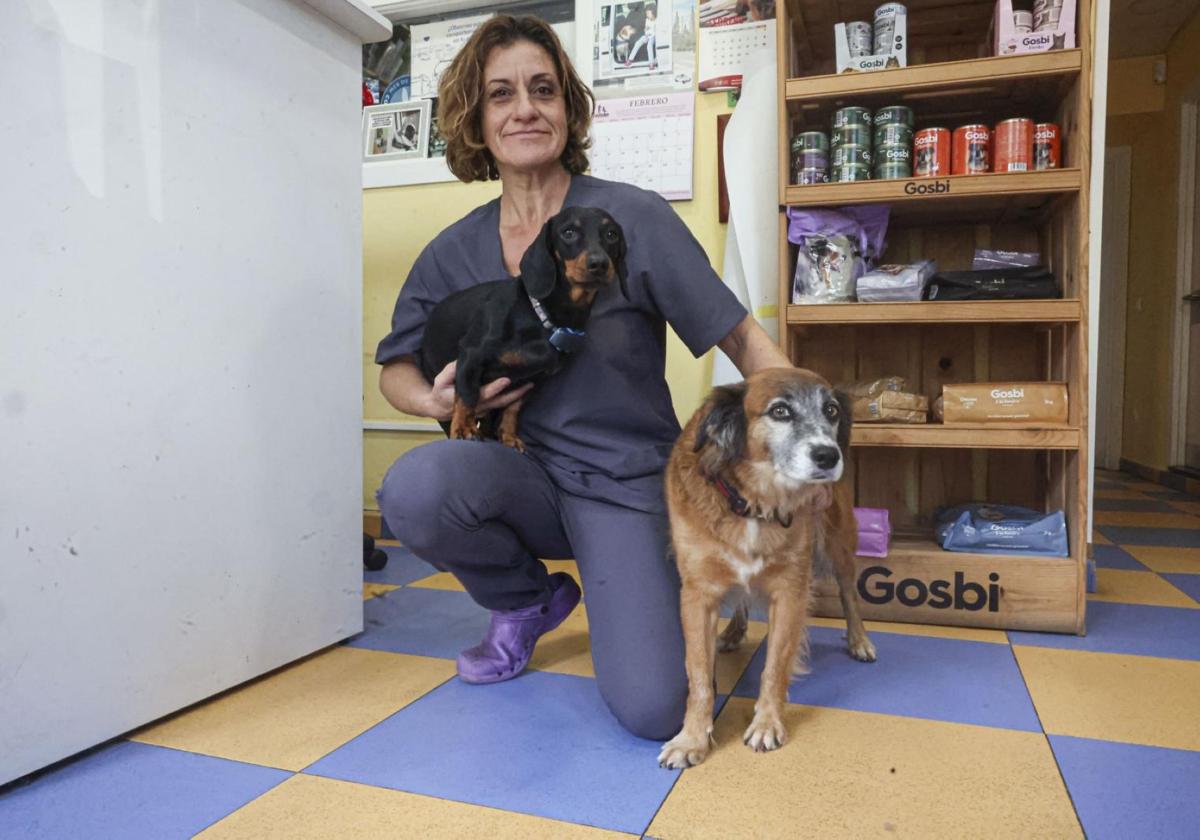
[1109,0,1199,58]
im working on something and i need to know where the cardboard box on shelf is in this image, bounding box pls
[834,11,907,74]
[991,0,1076,56]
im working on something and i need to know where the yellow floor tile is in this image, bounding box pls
[198,774,632,839]
[1093,511,1200,529]
[376,539,402,547]
[808,615,1008,644]
[1092,530,1111,545]
[649,699,1080,840]
[1014,646,1200,752]
[1124,545,1200,574]
[363,582,400,600]
[410,559,582,593]
[1088,569,1199,608]
[132,648,454,771]
[1168,500,1200,517]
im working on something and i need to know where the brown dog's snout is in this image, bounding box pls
[810,444,840,471]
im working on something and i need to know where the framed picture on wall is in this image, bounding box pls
[362,100,431,162]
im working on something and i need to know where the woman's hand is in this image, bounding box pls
[425,361,533,421]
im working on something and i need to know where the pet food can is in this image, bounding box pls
[874,105,914,127]
[833,106,873,129]
[793,149,829,173]
[832,163,872,182]
[874,162,912,180]
[1013,10,1034,32]
[845,21,874,57]
[832,123,872,148]
[792,131,830,152]
[794,167,831,185]
[832,144,873,167]
[1033,0,1062,14]
[874,122,914,148]
[994,118,1034,172]
[952,124,991,174]
[913,127,951,177]
[873,3,906,55]
[1034,122,1062,169]
[1034,7,1062,30]
[874,143,912,168]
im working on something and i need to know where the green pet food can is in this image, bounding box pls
[833,106,873,129]
[874,105,915,127]
[874,122,914,148]
[832,163,872,182]
[832,144,872,167]
[832,123,872,148]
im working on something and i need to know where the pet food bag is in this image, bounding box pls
[856,260,938,302]
[854,507,891,557]
[935,503,1069,557]
[839,376,908,399]
[924,266,1060,301]
[852,390,929,423]
[788,206,890,303]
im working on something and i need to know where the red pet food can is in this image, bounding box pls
[1034,122,1062,170]
[952,124,991,174]
[993,118,1034,172]
[913,127,951,177]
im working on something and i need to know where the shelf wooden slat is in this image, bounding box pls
[851,424,1081,450]
[786,299,1083,325]
[783,169,1081,209]
[784,49,1082,102]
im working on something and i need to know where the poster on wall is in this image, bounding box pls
[595,1,673,79]
[588,92,694,200]
[697,0,776,90]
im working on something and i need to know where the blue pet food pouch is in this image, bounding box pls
[935,503,1069,557]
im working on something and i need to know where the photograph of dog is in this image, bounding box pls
[416,206,627,449]
[658,368,876,769]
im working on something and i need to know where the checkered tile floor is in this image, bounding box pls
[4,470,1200,838]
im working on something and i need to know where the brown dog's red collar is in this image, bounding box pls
[704,474,793,528]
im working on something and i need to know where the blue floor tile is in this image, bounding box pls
[0,741,289,840]
[305,671,679,835]
[1050,735,1200,840]
[1161,573,1200,604]
[346,586,487,660]
[1091,544,1148,571]
[1145,489,1196,501]
[732,627,1040,732]
[1009,601,1200,660]
[1096,526,1200,547]
[1092,498,1180,512]
[363,544,439,587]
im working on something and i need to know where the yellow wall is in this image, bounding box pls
[1107,55,1166,116]
[362,93,735,509]
[1106,9,1200,470]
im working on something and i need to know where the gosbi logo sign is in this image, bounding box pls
[857,565,1001,612]
[904,180,950,194]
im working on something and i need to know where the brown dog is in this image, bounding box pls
[658,367,876,769]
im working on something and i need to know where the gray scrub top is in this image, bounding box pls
[375,174,748,514]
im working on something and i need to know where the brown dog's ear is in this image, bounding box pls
[519,219,558,300]
[694,382,747,476]
[834,389,853,454]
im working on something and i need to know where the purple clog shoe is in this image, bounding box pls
[456,572,582,685]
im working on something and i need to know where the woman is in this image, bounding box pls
[375,15,790,740]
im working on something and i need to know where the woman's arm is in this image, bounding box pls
[380,355,531,421]
[716,314,792,377]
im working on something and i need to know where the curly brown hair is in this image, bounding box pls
[437,15,594,182]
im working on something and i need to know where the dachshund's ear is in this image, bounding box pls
[834,389,853,454]
[611,218,629,299]
[694,382,747,476]
[519,220,558,300]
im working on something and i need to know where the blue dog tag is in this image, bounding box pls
[548,327,586,354]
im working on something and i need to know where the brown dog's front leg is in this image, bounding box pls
[449,397,480,441]
[745,582,809,752]
[832,538,877,663]
[497,399,525,452]
[658,584,721,769]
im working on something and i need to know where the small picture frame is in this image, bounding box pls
[362,99,431,162]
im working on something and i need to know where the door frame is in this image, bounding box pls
[1170,79,1200,467]
[1098,145,1131,470]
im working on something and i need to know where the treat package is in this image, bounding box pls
[972,249,1040,270]
[852,390,929,423]
[941,382,1068,424]
[854,507,891,558]
[856,260,938,302]
[924,266,1060,301]
[839,376,908,399]
[935,503,1069,557]
[788,206,890,303]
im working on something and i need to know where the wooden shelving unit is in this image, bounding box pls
[776,0,1093,634]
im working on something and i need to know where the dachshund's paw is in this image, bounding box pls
[743,709,788,753]
[658,730,711,769]
[500,433,525,453]
[848,634,877,662]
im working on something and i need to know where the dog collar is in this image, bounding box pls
[706,474,793,528]
[528,294,586,354]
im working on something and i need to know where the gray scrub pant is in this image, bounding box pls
[377,439,688,740]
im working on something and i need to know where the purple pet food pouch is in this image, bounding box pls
[854,507,891,557]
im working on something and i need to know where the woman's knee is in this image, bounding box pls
[376,442,469,549]
[602,676,688,741]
